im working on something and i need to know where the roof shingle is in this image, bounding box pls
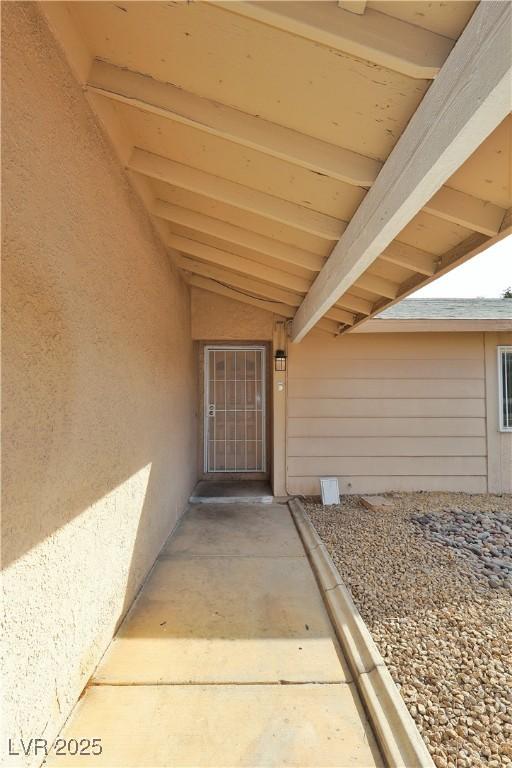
[376,298,512,320]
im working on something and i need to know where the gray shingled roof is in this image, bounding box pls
[376,298,512,320]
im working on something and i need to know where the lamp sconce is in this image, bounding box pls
[274,349,287,372]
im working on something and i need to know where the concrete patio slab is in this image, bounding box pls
[94,554,348,684]
[46,683,383,767]
[49,502,385,766]
[161,502,304,558]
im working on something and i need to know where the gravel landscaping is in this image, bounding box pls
[305,492,512,768]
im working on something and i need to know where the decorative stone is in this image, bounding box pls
[359,495,394,513]
[305,491,512,767]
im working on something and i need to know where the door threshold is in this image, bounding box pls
[190,495,274,504]
[189,479,273,504]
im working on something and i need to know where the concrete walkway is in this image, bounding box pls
[49,503,383,767]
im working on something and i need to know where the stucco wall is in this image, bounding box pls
[2,5,197,765]
[287,330,491,495]
[191,287,276,340]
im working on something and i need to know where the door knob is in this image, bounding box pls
[208,404,216,417]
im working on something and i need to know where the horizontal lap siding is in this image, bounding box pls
[290,359,484,379]
[288,398,485,417]
[287,332,487,495]
[288,418,486,437]
[288,436,487,456]
[289,476,488,495]
[288,456,487,476]
[289,379,485,399]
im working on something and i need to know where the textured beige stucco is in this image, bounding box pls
[191,287,275,340]
[1,5,197,765]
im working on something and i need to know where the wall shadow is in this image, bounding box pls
[2,4,199,760]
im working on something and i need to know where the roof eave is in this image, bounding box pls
[351,319,512,333]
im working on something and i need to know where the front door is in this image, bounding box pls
[204,346,266,473]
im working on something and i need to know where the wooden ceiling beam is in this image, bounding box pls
[500,207,512,233]
[175,236,354,327]
[214,1,454,79]
[348,219,512,335]
[153,200,324,272]
[424,186,506,236]
[176,255,304,306]
[186,275,348,332]
[354,272,399,300]
[88,59,379,188]
[130,148,343,240]
[291,1,512,341]
[158,207,373,315]
[159,206,382,313]
[93,60,506,236]
[187,274,295,318]
[39,2,92,84]
[325,306,356,326]
[347,233,493,333]
[338,1,367,16]
[167,234,312,293]
[380,242,436,277]
[310,317,345,334]
[335,293,373,316]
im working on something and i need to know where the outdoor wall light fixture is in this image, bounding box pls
[274,349,287,372]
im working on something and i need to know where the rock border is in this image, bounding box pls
[288,497,434,768]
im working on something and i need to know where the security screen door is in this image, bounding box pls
[205,346,266,472]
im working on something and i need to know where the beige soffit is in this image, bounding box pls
[39,1,511,341]
[291,1,512,340]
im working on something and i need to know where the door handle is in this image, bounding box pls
[208,404,216,417]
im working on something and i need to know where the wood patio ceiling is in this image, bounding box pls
[43,1,512,338]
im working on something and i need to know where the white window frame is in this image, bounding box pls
[497,345,512,432]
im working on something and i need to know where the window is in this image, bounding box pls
[498,346,512,431]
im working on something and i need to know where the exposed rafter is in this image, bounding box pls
[154,195,472,285]
[379,243,436,277]
[187,273,297,318]
[326,306,355,326]
[338,1,367,16]
[153,200,324,272]
[91,60,507,236]
[41,0,509,343]
[349,210,512,334]
[354,272,399,300]
[335,293,373,316]
[500,207,512,232]
[347,232,496,333]
[167,234,312,293]
[424,186,506,236]
[291,1,512,341]
[176,255,303,306]
[87,60,379,188]
[157,201,373,317]
[186,274,349,333]
[214,1,454,79]
[154,188,468,286]
[177,254,356,327]
[130,149,344,240]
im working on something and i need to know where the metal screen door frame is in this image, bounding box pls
[204,345,267,473]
